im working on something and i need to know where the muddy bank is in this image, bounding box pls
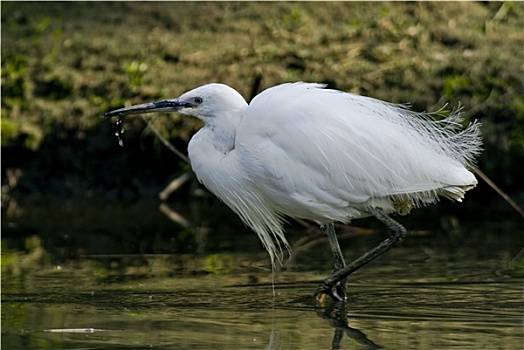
[2,2,523,208]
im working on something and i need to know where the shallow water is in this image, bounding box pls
[2,198,523,349]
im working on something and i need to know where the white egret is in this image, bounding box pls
[103,82,482,301]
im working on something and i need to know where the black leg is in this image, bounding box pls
[324,223,347,301]
[316,207,406,301]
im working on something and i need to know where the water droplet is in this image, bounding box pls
[115,118,125,147]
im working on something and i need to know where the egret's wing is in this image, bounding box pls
[237,83,480,221]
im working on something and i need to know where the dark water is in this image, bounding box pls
[2,198,523,349]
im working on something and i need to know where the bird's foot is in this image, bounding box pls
[315,282,346,304]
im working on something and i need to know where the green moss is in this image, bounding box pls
[443,74,472,100]
[124,60,149,90]
[1,119,19,146]
[205,254,235,276]
[1,53,29,107]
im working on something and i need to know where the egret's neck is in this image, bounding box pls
[204,112,241,154]
[188,92,247,155]
[208,124,235,153]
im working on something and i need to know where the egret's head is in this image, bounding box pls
[102,83,248,125]
[177,84,247,120]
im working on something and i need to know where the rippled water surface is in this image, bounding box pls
[2,198,523,349]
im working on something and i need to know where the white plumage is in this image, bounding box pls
[104,82,482,276]
[183,83,481,266]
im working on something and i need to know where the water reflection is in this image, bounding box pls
[317,301,380,349]
[3,273,522,349]
[1,197,523,349]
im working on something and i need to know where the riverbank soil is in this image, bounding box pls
[2,2,523,217]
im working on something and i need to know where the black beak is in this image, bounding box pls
[102,99,193,118]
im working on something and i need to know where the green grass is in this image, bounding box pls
[1,1,523,197]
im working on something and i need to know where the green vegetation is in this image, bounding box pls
[1,2,523,201]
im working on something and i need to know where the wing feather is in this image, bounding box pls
[236,82,481,221]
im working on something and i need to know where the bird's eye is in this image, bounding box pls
[193,97,203,104]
